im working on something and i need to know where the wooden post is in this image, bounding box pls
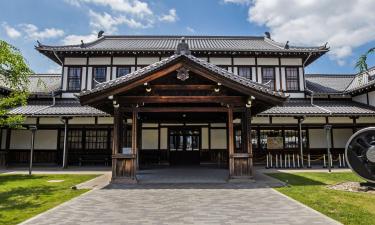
[131,109,138,177]
[112,106,121,178]
[228,107,234,177]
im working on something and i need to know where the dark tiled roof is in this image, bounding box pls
[8,99,107,117]
[305,74,354,94]
[37,35,328,53]
[78,53,288,100]
[344,67,375,94]
[259,99,375,116]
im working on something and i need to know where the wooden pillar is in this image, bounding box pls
[112,106,121,178]
[228,107,235,177]
[131,109,138,177]
[229,107,253,179]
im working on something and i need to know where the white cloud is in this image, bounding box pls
[223,0,250,4]
[247,0,375,64]
[47,65,62,74]
[186,26,196,33]
[159,9,178,23]
[89,10,125,33]
[69,0,153,18]
[2,22,21,39]
[62,33,98,45]
[21,24,64,40]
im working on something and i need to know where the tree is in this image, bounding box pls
[0,40,32,128]
[356,47,375,72]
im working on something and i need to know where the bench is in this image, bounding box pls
[79,155,110,166]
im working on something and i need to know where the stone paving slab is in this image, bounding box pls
[21,179,340,225]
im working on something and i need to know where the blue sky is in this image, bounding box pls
[0,0,374,74]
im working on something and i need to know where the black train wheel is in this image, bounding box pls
[345,127,375,183]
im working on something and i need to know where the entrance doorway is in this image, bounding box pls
[169,127,200,165]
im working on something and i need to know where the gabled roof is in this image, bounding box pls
[28,74,61,95]
[305,74,355,94]
[305,66,375,96]
[78,53,288,104]
[36,35,328,66]
[259,99,375,116]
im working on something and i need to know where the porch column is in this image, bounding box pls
[61,117,71,169]
[111,106,137,183]
[229,107,253,179]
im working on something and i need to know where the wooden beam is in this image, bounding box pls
[121,107,229,113]
[131,109,138,178]
[80,62,184,105]
[152,84,215,91]
[228,107,234,176]
[118,96,246,104]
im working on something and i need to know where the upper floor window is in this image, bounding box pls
[238,66,252,80]
[262,67,275,90]
[117,66,131,78]
[67,67,81,91]
[92,67,106,88]
[285,67,299,91]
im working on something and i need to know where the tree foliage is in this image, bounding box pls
[0,40,32,128]
[356,47,375,72]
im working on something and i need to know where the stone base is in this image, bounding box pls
[111,177,138,184]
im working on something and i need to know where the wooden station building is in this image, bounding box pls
[2,34,375,181]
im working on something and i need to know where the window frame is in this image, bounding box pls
[92,66,107,88]
[116,66,131,78]
[285,67,300,92]
[66,67,82,92]
[261,67,276,90]
[237,66,252,80]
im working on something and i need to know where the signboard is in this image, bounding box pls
[122,147,132,154]
[267,137,283,150]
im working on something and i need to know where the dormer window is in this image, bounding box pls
[117,66,131,78]
[285,67,299,91]
[67,67,81,91]
[262,67,275,90]
[92,67,106,88]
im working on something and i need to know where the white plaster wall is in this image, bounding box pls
[272,117,297,124]
[357,117,375,124]
[210,129,227,149]
[142,129,158,149]
[61,93,77,98]
[333,129,353,148]
[309,129,326,148]
[62,67,68,91]
[89,57,111,65]
[201,127,209,149]
[232,67,238,75]
[211,123,226,127]
[257,67,262,83]
[106,67,111,81]
[209,57,231,65]
[353,94,367,104]
[369,91,375,106]
[328,117,352,124]
[39,117,63,125]
[131,66,136,72]
[299,67,305,91]
[252,117,270,124]
[288,93,305,98]
[251,68,257,82]
[280,58,302,66]
[198,57,208,62]
[138,57,159,65]
[233,58,255,65]
[280,67,286,91]
[35,130,58,150]
[142,123,158,128]
[303,117,326,124]
[113,57,135,65]
[257,58,278,65]
[70,117,95,124]
[24,118,37,124]
[97,117,114,124]
[227,67,232,73]
[112,66,117,79]
[81,67,87,90]
[10,130,31,149]
[160,128,168,149]
[64,58,86,65]
[275,67,280,90]
[87,67,93,90]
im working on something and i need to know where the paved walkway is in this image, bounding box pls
[20,170,340,225]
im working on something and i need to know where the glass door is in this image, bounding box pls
[169,127,200,165]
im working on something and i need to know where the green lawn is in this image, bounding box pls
[0,174,98,225]
[268,172,375,225]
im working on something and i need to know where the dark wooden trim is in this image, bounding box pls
[255,57,258,82]
[85,57,89,90]
[118,96,246,104]
[110,56,114,80]
[152,84,215,91]
[278,58,283,90]
[228,107,234,175]
[121,107,230,113]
